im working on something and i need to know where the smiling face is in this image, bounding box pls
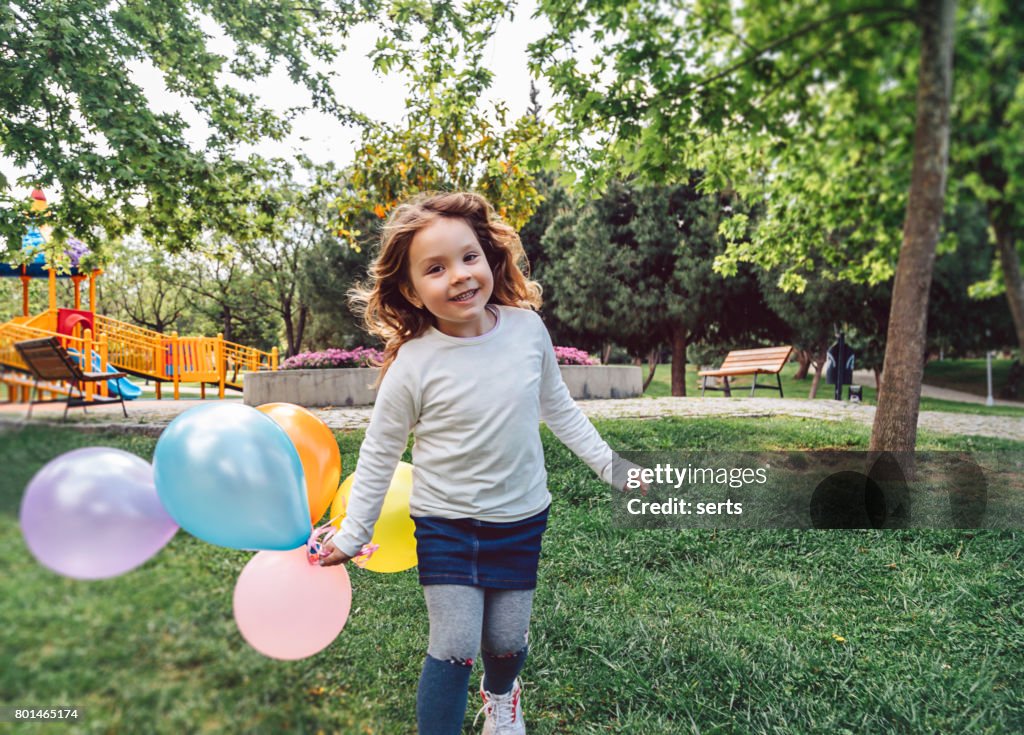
[401,216,496,338]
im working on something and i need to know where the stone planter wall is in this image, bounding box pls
[244,368,379,408]
[244,364,644,408]
[557,365,643,400]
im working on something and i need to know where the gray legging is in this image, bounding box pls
[423,585,534,662]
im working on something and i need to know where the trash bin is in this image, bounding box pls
[826,333,856,401]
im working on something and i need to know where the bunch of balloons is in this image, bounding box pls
[19,401,419,661]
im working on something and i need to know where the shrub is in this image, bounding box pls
[554,346,597,366]
[280,347,383,370]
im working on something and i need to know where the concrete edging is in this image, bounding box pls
[558,365,644,400]
[243,365,644,407]
[244,368,379,408]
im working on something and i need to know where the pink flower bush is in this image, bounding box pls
[554,346,597,366]
[281,347,384,370]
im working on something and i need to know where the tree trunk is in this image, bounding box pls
[671,326,688,396]
[642,347,659,392]
[870,0,955,454]
[809,358,824,399]
[873,367,882,392]
[294,304,309,356]
[222,306,233,344]
[602,343,613,365]
[992,221,1024,359]
[283,297,296,358]
[794,349,812,380]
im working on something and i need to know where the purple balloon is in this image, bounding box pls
[20,448,178,580]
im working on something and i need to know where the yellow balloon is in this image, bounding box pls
[330,462,417,573]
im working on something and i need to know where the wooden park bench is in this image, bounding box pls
[698,346,793,397]
[14,337,129,421]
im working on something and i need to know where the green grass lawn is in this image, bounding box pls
[2,419,1022,734]
[642,363,1024,418]
[916,396,1024,418]
[922,358,1019,399]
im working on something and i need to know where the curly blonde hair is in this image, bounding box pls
[348,191,543,384]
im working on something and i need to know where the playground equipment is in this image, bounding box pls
[1,190,279,405]
[15,337,130,420]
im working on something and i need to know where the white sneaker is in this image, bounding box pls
[474,677,525,735]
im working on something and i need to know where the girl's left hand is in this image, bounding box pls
[318,540,352,567]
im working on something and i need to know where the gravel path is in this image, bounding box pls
[2,394,1021,442]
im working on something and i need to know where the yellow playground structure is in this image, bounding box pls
[1,191,278,405]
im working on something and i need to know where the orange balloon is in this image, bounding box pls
[257,403,341,526]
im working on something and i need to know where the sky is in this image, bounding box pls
[2,1,564,198]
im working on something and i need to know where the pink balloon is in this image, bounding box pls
[233,547,352,660]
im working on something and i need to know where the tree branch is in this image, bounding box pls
[753,15,910,115]
[690,14,912,149]
[685,6,915,95]
[701,14,756,52]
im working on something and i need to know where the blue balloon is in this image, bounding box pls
[153,403,310,550]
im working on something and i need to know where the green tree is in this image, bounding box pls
[334,0,551,238]
[0,0,377,258]
[167,244,278,349]
[870,0,956,452]
[930,198,1018,358]
[516,172,584,347]
[542,182,662,383]
[542,179,776,394]
[760,266,892,397]
[99,237,190,334]
[232,158,349,358]
[954,0,1024,360]
[299,202,377,351]
[530,0,958,451]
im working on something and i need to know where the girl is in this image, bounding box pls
[319,191,630,734]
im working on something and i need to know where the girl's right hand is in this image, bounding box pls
[318,540,352,567]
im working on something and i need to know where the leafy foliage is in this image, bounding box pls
[334,0,552,238]
[540,178,785,395]
[529,0,929,288]
[0,0,377,259]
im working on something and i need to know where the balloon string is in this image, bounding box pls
[306,491,379,566]
[352,543,379,568]
[323,490,347,528]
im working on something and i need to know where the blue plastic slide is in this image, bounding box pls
[66,348,143,400]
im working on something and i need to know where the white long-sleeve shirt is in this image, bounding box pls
[333,304,618,557]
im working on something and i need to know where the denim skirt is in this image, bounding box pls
[412,505,550,590]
